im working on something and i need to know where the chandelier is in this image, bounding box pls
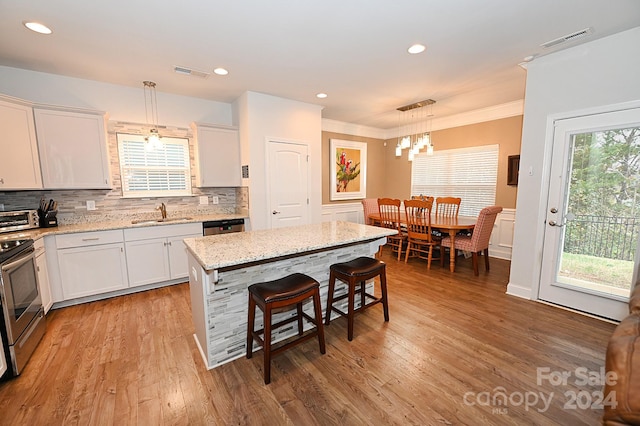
[143,80,162,151]
[395,99,435,161]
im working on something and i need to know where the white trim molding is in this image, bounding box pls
[322,100,524,140]
[489,208,515,260]
[321,202,364,224]
[321,119,387,139]
[428,100,524,134]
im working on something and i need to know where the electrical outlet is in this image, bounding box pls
[212,196,219,205]
[199,196,209,205]
[86,200,96,211]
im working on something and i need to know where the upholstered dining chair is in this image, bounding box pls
[361,198,379,226]
[439,205,503,275]
[404,198,439,269]
[377,198,405,260]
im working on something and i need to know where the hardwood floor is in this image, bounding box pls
[0,249,616,425]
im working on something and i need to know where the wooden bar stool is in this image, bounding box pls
[324,257,389,341]
[246,273,326,384]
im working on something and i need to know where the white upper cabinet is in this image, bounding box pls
[192,123,242,187]
[34,108,111,189]
[0,96,43,189]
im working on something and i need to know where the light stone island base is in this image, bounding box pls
[188,238,386,369]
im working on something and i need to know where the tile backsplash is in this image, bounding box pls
[0,120,249,225]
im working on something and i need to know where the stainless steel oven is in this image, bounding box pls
[0,238,46,379]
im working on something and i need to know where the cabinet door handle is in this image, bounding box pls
[82,237,100,241]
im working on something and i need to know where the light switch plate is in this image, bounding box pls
[199,196,209,205]
[212,196,219,205]
[86,200,96,211]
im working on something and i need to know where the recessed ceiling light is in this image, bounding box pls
[23,21,52,35]
[213,68,229,76]
[407,44,426,54]
[316,93,327,99]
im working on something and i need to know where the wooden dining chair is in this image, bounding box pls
[361,198,380,226]
[435,197,461,218]
[433,197,462,240]
[404,198,440,269]
[377,198,405,260]
[440,206,503,275]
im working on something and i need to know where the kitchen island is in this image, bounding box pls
[184,221,396,369]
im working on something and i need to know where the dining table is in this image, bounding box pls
[368,212,476,272]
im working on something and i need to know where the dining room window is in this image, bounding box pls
[117,133,192,198]
[411,144,498,216]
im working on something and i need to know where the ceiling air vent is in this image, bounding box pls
[173,66,210,79]
[540,28,593,49]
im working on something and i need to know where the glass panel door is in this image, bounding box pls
[539,108,640,321]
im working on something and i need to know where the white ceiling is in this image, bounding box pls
[1,1,639,129]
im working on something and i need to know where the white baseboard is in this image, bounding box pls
[506,282,532,299]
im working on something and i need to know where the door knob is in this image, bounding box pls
[548,220,566,227]
[272,210,281,215]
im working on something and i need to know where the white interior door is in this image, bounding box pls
[539,107,640,321]
[266,140,310,229]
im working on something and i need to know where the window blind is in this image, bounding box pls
[411,144,498,216]
[117,133,192,197]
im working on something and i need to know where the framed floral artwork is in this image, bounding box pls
[330,139,367,200]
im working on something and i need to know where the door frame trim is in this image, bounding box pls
[533,100,640,320]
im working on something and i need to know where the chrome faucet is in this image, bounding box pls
[157,202,167,220]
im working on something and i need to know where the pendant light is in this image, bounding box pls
[143,81,163,151]
[395,99,436,161]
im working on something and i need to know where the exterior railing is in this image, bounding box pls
[563,215,639,261]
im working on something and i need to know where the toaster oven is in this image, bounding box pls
[0,210,39,234]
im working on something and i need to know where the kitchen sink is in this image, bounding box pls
[131,217,193,224]
[162,217,193,222]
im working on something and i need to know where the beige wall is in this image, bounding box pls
[322,131,386,204]
[383,115,523,209]
[323,115,523,208]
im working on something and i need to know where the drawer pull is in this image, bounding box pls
[82,237,100,241]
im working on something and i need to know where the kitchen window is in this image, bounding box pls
[411,144,498,216]
[117,133,192,198]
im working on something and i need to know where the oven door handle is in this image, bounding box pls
[1,246,36,273]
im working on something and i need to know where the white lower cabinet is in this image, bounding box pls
[56,230,128,299]
[34,238,52,314]
[125,237,171,287]
[48,223,202,305]
[167,234,194,279]
[124,223,202,288]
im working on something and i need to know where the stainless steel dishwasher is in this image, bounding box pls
[203,219,245,236]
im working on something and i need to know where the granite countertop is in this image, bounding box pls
[184,221,396,271]
[0,213,248,241]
